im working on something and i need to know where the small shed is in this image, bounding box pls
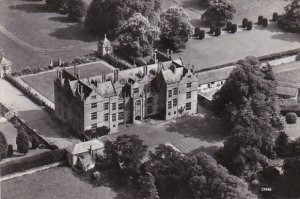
[65,139,104,170]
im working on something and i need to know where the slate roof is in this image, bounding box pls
[66,139,104,155]
[197,65,235,85]
[276,86,298,97]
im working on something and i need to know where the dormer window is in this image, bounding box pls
[187,83,192,88]
[133,88,139,94]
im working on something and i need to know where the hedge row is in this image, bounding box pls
[0,149,66,176]
[103,54,133,70]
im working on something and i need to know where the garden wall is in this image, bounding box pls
[0,149,66,176]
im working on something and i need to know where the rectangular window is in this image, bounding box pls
[91,112,97,120]
[186,92,191,99]
[173,88,178,95]
[118,103,124,110]
[136,100,141,106]
[173,99,177,107]
[91,123,97,129]
[112,103,116,110]
[92,95,97,99]
[168,90,172,98]
[147,106,152,114]
[104,102,109,110]
[133,88,139,93]
[187,83,192,88]
[147,97,152,104]
[168,101,172,109]
[104,113,109,121]
[112,113,116,121]
[118,112,124,120]
[91,102,97,108]
[186,102,191,110]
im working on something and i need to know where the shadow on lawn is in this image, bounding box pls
[49,23,99,42]
[10,3,54,13]
[165,115,227,142]
[48,16,75,23]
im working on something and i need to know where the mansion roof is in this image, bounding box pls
[66,139,104,155]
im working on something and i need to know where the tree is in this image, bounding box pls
[45,0,68,13]
[118,13,160,58]
[278,0,300,32]
[202,0,236,26]
[0,131,8,160]
[85,0,161,35]
[104,134,147,179]
[16,128,30,155]
[138,172,159,199]
[67,0,86,21]
[275,132,289,158]
[160,6,194,50]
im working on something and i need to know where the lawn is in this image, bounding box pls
[0,0,99,69]
[161,0,300,71]
[1,166,120,199]
[21,61,114,102]
[276,68,300,86]
[285,117,300,141]
[101,107,226,156]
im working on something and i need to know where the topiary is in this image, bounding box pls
[209,24,216,34]
[230,24,237,33]
[194,27,201,37]
[286,112,297,124]
[215,27,221,36]
[258,16,264,25]
[273,12,279,22]
[242,18,248,28]
[262,18,268,27]
[7,145,13,157]
[199,30,206,40]
[247,21,253,30]
[226,22,232,31]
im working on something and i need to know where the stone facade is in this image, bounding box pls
[97,35,113,57]
[54,58,198,136]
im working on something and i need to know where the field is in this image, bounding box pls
[21,61,114,102]
[0,0,98,69]
[1,166,121,199]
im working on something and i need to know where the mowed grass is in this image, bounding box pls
[1,166,118,199]
[0,0,98,69]
[162,0,300,70]
[21,61,114,102]
[276,68,300,85]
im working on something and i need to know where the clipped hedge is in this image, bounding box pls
[103,54,132,70]
[242,18,248,28]
[273,12,279,22]
[209,24,216,34]
[230,24,237,33]
[215,27,221,36]
[247,21,253,30]
[195,27,201,37]
[199,30,206,40]
[258,16,264,25]
[286,112,297,124]
[226,22,232,31]
[262,18,268,27]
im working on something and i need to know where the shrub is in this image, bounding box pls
[0,131,8,160]
[194,27,201,37]
[242,18,248,28]
[31,137,40,149]
[273,12,279,22]
[230,24,237,33]
[215,27,221,36]
[226,21,232,31]
[209,24,216,34]
[286,112,297,124]
[199,30,206,40]
[258,16,264,25]
[50,145,59,150]
[262,18,268,27]
[247,21,253,30]
[16,128,30,155]
[7,145,13,157]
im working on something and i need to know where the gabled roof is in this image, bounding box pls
[95,81,116,97]
[161,67,184,84]
[197,65,235,85]
[0,57,11,66]
[66,139,104,155]
[276,86,298,97]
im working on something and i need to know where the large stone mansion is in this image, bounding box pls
[54,54,198,135]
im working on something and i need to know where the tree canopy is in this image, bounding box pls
[16,128,30,155]
[213,57,283,176]
[278,0,300,32]
[160,6,194,50]
[67,0,86,21]
[0,131,8,160]
[85,0,161,35]
[103,134,147,179]
[202,0,236,26]
[118,13,160,58]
